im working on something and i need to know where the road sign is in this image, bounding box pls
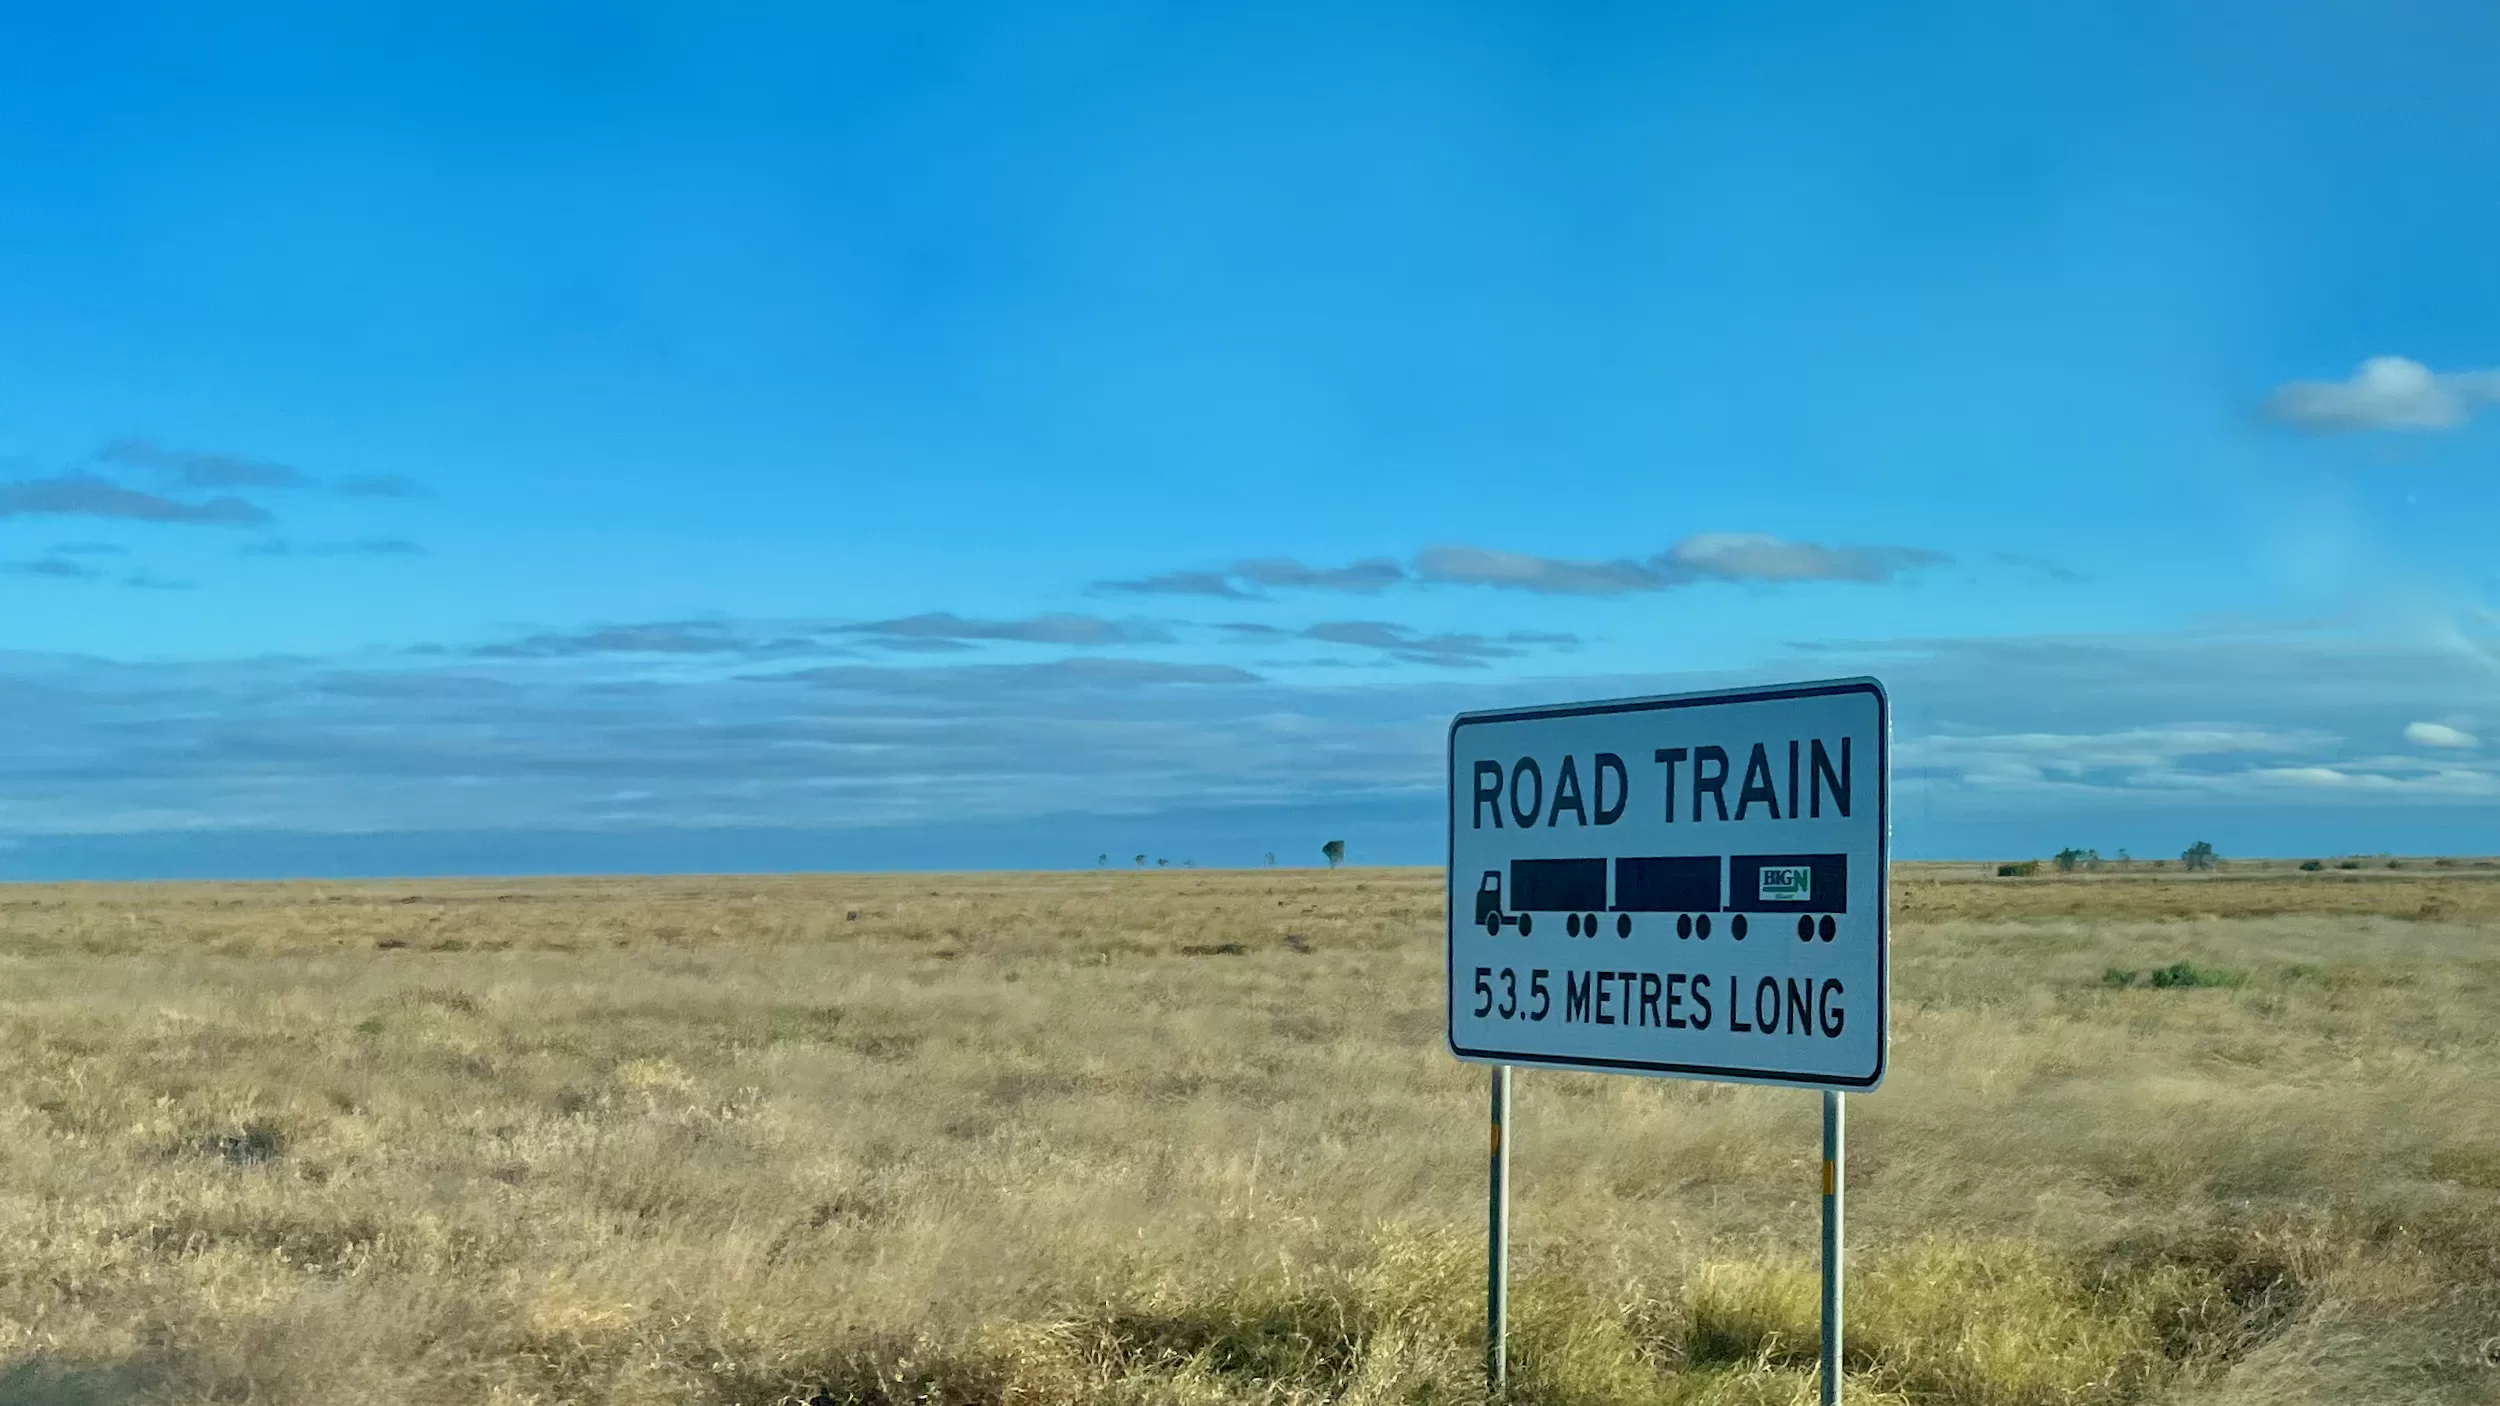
[1447,677,1889,1090]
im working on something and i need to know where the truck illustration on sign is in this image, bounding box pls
[1475,851,1846,942]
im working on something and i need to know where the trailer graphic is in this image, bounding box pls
[1475,852,1847,941]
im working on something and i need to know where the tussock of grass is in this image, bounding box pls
[2101,962,2249,990]
[2146,962,2247,990]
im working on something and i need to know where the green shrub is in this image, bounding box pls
[2297,860,2323,872]
[1997,861,2041,878]
[2147,961,2246,990]
[2102,968,2139,988]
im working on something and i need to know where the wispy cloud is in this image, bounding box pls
[861,636,980,654]
[471,621,817,659]
[1212,620,1579,667]
[1416,535,1944,595]
[3,557,101,580]
[1903,721,2500,804]
[465,611,1182,662]
[90,438,436,499]
[1299,620,1577,668]
[2266,356,2500,433]
[1234,557,1406,591]
[1900,726,2329,792]
[1657,533,1946,584]
[97,437,311,490]
[0,473,271,526]
[770,657,1261,690]
[1097,557,1405,597]
[1412,546,1657,594]
[244,538,427,558]
[1093,570,1253,599]
[1108,540,1941,600]
[337,474,430,499]
[122,571,197,591]
[842,612,1174,647]
[1992,551,2087,583]
[49,541,127,556]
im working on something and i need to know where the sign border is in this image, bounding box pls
[1445,676,1889,1091]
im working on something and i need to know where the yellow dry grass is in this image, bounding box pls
[0,866,2494,1405]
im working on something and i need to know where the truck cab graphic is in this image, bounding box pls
[1475,852,1847,941]
[1474,870,1508,932]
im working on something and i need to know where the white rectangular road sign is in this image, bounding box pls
[1447,678,1888,1090]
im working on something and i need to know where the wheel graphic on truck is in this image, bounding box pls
[1614,855,1721,938]
[1509,857,1603,938]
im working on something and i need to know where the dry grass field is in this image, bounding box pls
[0,864,2495,1405]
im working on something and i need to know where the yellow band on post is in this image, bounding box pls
[1821,1160,1836,1197]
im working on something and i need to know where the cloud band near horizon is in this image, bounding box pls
[1098,533,1948,598]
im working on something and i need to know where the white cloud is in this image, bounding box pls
[2247,765,2500,798]
[2404,721,2478,749]
[1901,720,2500,803]
[2266,356,2500,433]
[2252,765,2356,788]
[1899,726,2330,792]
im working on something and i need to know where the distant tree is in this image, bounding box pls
[1264,851,1276,866]
[1134,854,1146,867]
[2054,847,2087,873]
[2117,849,2132,869]
[1097,853,1107,867]
[1322,839,1346,869]
[2182,840,2218,872]
[1156,857,1169,867]
[2084,848,2105,871]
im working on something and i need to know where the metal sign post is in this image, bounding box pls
[1487,1063,1511,1395]
[1445,678,1889,1403]
[1821,1090,1845,1404]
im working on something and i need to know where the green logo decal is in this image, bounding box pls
[1759,866,1811,903]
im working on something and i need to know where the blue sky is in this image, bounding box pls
[4,2,2498,877]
